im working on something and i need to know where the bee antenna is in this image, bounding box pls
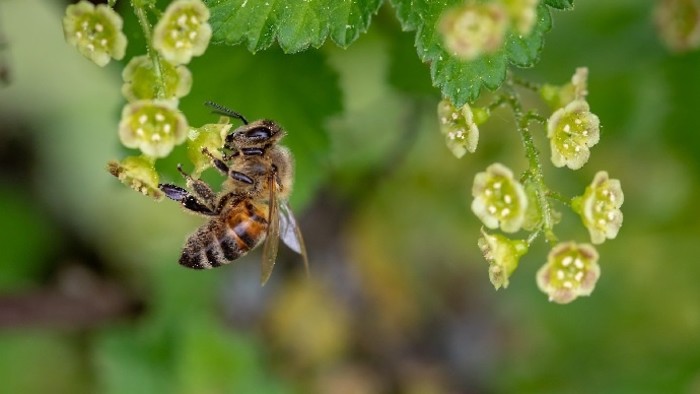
[204,101,249,125]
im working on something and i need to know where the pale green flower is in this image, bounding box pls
[537,242,600,304]
[108,156,163,200]
[472,163,528,233]
[572,171,624,244]
[62,1,127,67]
[547,100,600,170]
[118,100,188,158]
[122,55,192,102]
[153,0,212,65]
[437,99,483,158]
[187,120,233,177]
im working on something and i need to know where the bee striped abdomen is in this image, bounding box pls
[179,199,268,270]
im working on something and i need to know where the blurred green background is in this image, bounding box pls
[1,0,700,393]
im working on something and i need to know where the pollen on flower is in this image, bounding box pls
[108,156,163,200]
[472,163,528,233]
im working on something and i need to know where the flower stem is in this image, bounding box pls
[503,84,558,244]
[132,0,165,99]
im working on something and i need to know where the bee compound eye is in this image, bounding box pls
[244,126,273,141]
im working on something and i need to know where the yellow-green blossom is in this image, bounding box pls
[572,171,624,244]
[437,99,484,158]
[472,163,528,233]
[547,99,600,170]
[118,100,188,158]
[537,242,600,304]
[122,55,192,102]
[62,1,127,67]
[107,155,163,200]
[153,0,212,65]
[187,120,233,177]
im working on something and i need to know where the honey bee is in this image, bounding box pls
[159,102,309,285]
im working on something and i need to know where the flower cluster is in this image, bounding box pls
[62,0,214,197]
[460,67,623,304]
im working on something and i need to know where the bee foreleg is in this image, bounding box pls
[159,183,217,216]
[176,164,217,207]
[201,148,230,175]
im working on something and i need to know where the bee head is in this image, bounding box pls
[225,120,285,150]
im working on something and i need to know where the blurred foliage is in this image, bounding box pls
[1,0,700,393]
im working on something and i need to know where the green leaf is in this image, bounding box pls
[390,1,558,106]
[544,0,575,10]
[181,45,342,209]
[205,0,382,53]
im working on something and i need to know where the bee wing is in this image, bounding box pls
[278,200,310,277]
[260,173,280,286]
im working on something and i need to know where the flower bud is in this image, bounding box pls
[478,228,528,289]
[437,99,483,158]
